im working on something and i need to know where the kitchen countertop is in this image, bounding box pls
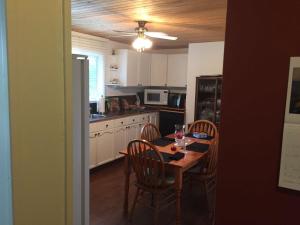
[89,105,185,123]
[89,108,159,123]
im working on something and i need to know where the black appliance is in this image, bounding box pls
[137,92,144,105]
[159,110,185,136]
[89,102,98,114]
[168,93,186,108]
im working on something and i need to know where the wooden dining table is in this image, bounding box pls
[119,134,213,225]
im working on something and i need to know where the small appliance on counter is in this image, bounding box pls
[144,89,169,105]
[168,93,186,109]
[89,102,98,114]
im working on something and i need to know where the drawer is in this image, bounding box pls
[89,120,114,132]
[113,118,127,127]
[127,115,141,124]
[140,113,149,123]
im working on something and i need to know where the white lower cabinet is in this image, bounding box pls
[89,132,98,169]
[149,112,159,128]
[97,130,115,165]
[126,124,137,144]
[89,112,160,169]
[114,126,127,159]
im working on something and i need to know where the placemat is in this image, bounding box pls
[185,133,214,140]
[145,150,184,162]
[186,142,209,153]
[151,137,175,147]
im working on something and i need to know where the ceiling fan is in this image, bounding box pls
[112,21,178,52]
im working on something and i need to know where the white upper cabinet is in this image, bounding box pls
[107,50,187,87]
[138,53,151,86]
[167,54,188,87]
[150,54,168,86]
[118,49,139,86]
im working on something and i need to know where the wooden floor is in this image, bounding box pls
[90,158,211,225]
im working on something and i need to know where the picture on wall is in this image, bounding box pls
[289,67,300,114]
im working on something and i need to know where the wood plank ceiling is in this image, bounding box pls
[72,0,227,49]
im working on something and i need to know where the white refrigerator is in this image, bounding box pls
[72,54,89,225]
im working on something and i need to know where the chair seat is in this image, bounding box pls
[164,175,176,186]
[136,174,175,191]
[187,162,206,174]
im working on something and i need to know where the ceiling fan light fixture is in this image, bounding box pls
[132,36,152,52]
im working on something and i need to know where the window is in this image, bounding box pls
[73,48,105,101]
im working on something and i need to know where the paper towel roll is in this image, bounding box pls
[98,95,105,114]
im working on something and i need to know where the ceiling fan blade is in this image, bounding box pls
[112,30,136,35]
[144,32,167,36]
[145,32,178,40]
[108,34,137,38]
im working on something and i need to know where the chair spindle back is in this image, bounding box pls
[127,139,166,188]
[141,123,161,142]
[188,120,218,138]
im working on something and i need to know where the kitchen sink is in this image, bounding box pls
[90,113,106,119]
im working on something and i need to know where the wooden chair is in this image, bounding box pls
[141,123,161,142]
[127,139,176,225]
[188,120,218,138]
[188,136,219,224]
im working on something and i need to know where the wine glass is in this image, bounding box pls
[175,124,187,153]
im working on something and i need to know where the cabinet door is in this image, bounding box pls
[167,54,188,87]
[97,130,114,165]
[119,49,138,86]
[114,127,126,159]
[136,122,145,139]
[155,112,160,128]
[126,125,137,144]
[149,112,159,128]
[126,50,139,86]
[149,113,157,127]
[150,54,167,86]
[138,53,151,86]
[89,132,98,168]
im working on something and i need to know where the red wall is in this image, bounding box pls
[216,1,300,225]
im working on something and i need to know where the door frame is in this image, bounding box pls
[0,0,13,224]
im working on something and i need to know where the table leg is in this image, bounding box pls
[174,167,183,225]
[123,155,131,216]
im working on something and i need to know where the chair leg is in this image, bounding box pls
[129,187,140,221]
[153,194,160,225]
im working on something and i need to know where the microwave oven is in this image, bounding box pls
[144,89,169,105]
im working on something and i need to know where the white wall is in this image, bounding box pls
[186,42,225,124]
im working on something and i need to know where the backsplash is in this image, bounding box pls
[90,95,139,114]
